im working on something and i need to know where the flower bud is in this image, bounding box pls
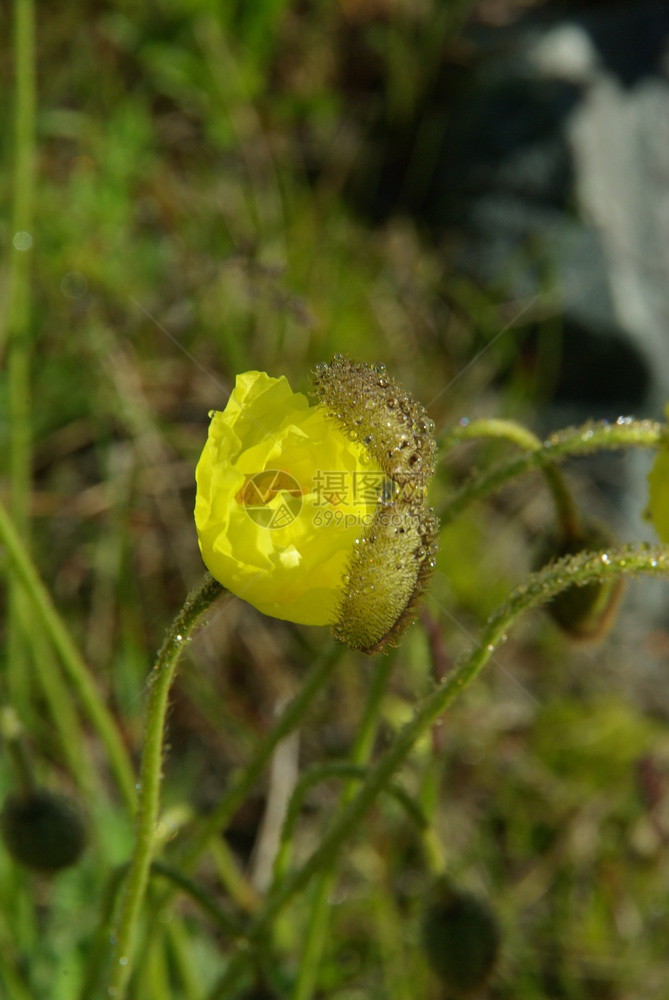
[421,877,500,995]
[533,522,624,642]
[195,358,439,654]
[1,789,87,872]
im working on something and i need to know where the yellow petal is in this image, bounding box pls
[195,371,383,626]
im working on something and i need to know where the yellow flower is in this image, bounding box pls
[195,359,439,652]
[195,370,384,627]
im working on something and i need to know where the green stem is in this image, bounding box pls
[175,642,343,873]
[78,866,130,1000]
[0,707,36,796]
[120,642,343,993]
[149,860,245,939]
[292,654,395,1000]
[0,499,137,811]
[6,0,35,502]
[28,625,93,795]
[441,417,580,537]
[440,418,664,528]
[273,763,426,885]
[5,0,36,724]
[207,543,669,999]
[105,574,224,1000]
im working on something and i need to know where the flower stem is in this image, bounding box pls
[440,418,664,528]
[292,653,395,1000]
[176,641,343,872]
[206,543,669,999]
[110,641,343,993]
[106,574,224,1000]
[273,762,426,885]
[441,417,580,537]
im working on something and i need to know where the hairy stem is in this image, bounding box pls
[105,574,224,1000]
[207,543,669,998]
[441,417,580,537]
[439,418,664,528]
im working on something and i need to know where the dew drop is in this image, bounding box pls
[364,399,376,410]
[378,377,389,388]
[175,634,183,643]
[334,352,344,361]
[348,430,358,440]
[651,559,658,568]
[459,417,470,427]
[118,957,128,967]
[601,553,610,565]
[13,230,32,251]
[208,409,215,419]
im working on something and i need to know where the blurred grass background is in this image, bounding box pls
[2,1,669,998]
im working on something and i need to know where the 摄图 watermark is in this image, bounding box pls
[237,469,422,529]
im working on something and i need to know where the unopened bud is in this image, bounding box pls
[1,789,87,872]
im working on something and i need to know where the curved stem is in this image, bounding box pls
[441,417,580,537]
[118,640,343,992]
[207,543,669,999]
[439,418,664,528]
[106,574,224,1000]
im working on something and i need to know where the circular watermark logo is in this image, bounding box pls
[239,469,303,529]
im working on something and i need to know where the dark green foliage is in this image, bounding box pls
[1,789,87,872]
[534,523,624,641]
[421,877,500,995]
